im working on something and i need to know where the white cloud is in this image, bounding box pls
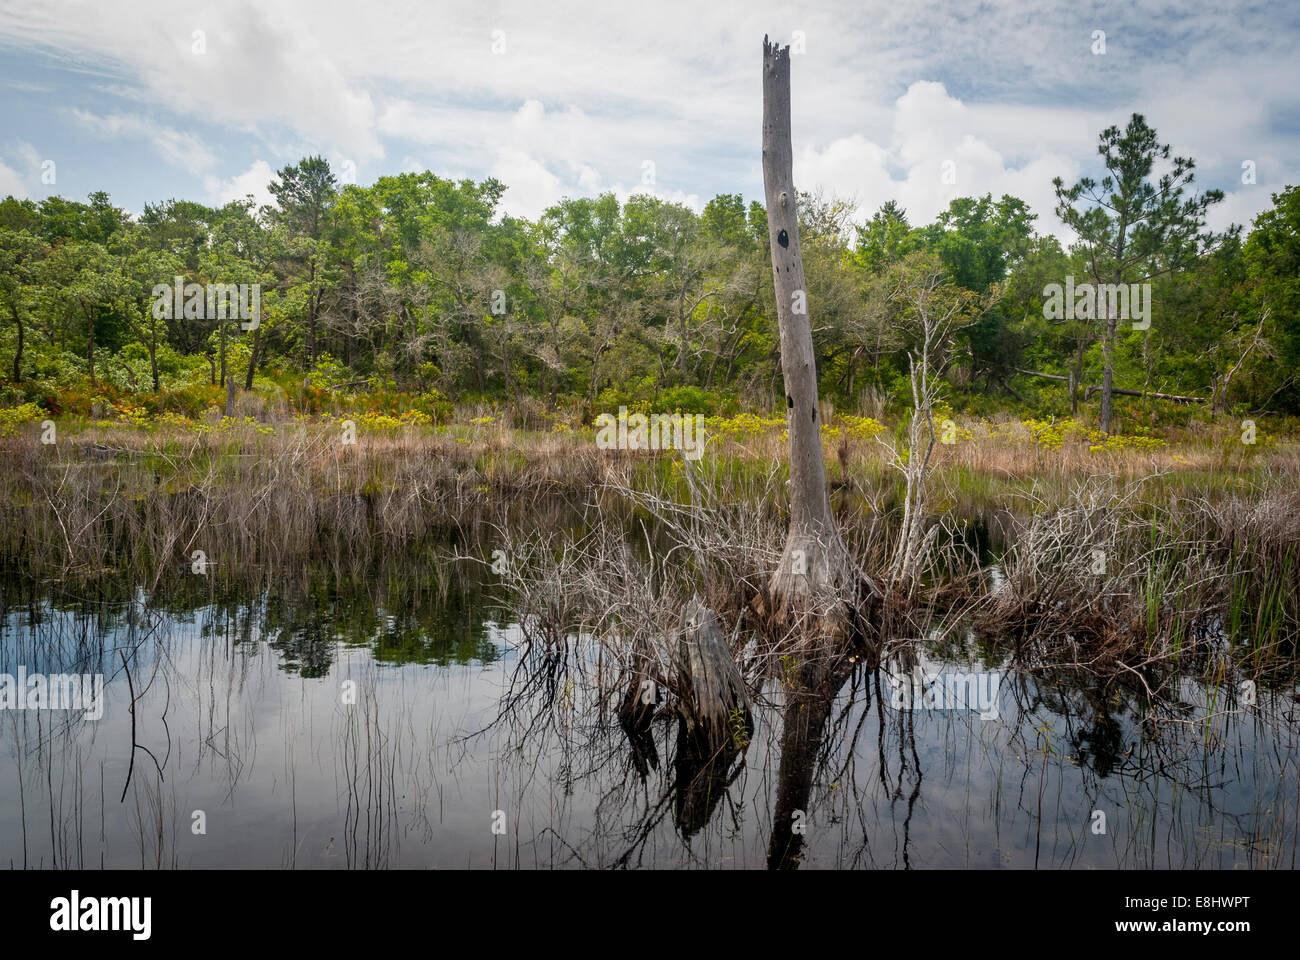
[1207,185,1277,236]
[0,158,27,198]
[0,141,51,198]
[205,159,275,209]
[794,82,1082,236]
[5,79,54,94]
[387,97,704,218]
[609,183,703,214]
[490,147,562,220]
[72,110,216,175]
[0,0,1295,228]
[577,165,601,194]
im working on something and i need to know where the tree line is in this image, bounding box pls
[1,113,1296,427]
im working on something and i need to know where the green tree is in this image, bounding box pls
[853,200,914,274]
[915,194,1035,389]
[1244,185,1300,412]
[0,226,45,380]
[269,156,338,366]
[111,224,180,392]
[40,241,118,387]
[1053,114,1229,432]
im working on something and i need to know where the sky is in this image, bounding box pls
[0,0,1295,239]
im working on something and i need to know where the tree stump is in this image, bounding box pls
[673,597,751,835]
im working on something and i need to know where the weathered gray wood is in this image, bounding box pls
[1015,367,1071,383]
[1084,384,1206,404]
[677,597,748,728]
[673,596,749,835]
[761,37,860,612]
[1018,367,1206,404]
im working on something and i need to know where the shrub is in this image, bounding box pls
[0,402,45,436]
[412,389,453,423]
[657,385,717,416]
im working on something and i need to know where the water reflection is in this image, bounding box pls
[1,564,1296,870]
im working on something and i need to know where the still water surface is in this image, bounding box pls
[2,569,1296,869]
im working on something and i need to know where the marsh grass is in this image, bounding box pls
[1,411,1296,695]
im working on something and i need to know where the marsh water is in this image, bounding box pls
[2,533,1298,870]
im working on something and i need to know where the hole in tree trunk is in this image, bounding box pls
[777,229,789,248]
[786,394,793,409]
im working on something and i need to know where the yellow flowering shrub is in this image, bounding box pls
[703,413,786,436]
[0,403,45,436]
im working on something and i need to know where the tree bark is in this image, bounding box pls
[1211,311,1268,414]
[673,599,750,836]
[10,304,22,381]
[307,259,319,367]
[1099,312,1116,431]
[1083,384,1205,404]
[1015,367,1070,382]
[86,306,96,387]
[761,37,858,614]
[1017,368,1206,405]
[244,323,262,391]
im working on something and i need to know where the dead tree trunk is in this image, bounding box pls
[1017,368,1207,405]
[244,323,262,391]
[761,37,862,618]
[1211,309,1269,414]
[1083,384,1206,404]
[1099,307,1117,433]
[1014,367,1071,383]
[678,600,748,730]
[673,598,750,835]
